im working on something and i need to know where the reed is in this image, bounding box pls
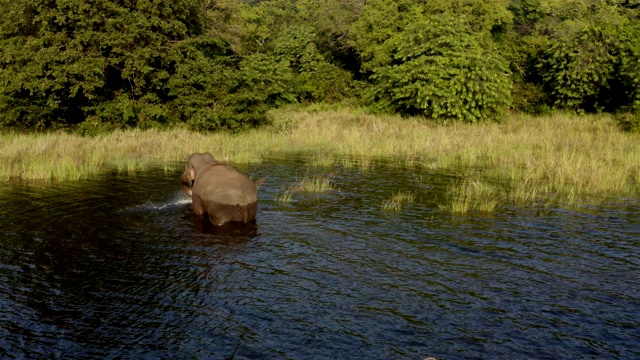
[438,180,504,214]
[382,191,416,212]
[277,186,298,203]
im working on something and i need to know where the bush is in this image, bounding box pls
[619,24,640,113]
[511,80,550,115]
[615,112,640,133]
[368,15,512,122]
[182,53,294,131]
[530,1,640,113]
[539,26,618,112]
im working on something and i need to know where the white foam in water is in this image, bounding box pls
[156,197,192,210]
[130,192,192,211]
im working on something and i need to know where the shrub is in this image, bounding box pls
[539,26,617,112]
[532,1,640,113]
[616,112,640,133]
[181,53,294,132]
[369,15,512,122]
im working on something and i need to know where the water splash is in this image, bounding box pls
[129,192,192,211]
[153,197,192,210]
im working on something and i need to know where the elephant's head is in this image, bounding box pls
[180,152,217,196]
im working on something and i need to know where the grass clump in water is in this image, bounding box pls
[340,156,372,171]
[277,173,335,203]
[382,191,416,212]
[277,186,298,203]
[297,174,335,193]
[439,179,505,214]
[307,154,337,168]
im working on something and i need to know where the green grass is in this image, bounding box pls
[2,108,639,212]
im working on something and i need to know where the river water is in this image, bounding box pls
[1,156,639,359]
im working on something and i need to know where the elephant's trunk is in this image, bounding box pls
[180,172,194,196]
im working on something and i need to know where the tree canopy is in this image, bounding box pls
[0,0,638,131]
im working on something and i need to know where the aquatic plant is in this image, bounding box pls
[340,156,372,171]
[438,180,504,214]
[296,174,335,193]
[306,154,336,168]
[277,173,335,203]
[382,191,416,212]
[277,186,298,203]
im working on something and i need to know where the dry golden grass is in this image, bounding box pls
[1,108,638,211]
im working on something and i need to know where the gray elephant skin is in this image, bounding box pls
[180,152,264,226]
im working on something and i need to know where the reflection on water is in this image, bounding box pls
[1,156,639,359]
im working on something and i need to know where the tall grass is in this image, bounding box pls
[1,108,639,211]
[438,180,504,214]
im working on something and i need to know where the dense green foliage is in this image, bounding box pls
[352,1,513,121]
[509,0,640,115]
[0,0,291,132]
[0,0,639,131]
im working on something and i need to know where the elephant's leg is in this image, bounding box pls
[204,202,229,226]
[192,195,205,215]
[208,213,226,226]
[205,203,251,226]
[247,201,258,222]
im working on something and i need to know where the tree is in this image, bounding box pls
[352,0,512,121]
[509,0,640,113]
[0,0,290,131]
[216,0,360,103]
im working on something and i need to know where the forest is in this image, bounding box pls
[0,0,639,133]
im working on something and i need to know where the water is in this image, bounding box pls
[1,156,639,359]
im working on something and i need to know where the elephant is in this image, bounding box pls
[180,152,264,226]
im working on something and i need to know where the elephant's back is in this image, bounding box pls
[195,164,257,204]
[205,165,254,185]
[210,187,257,206]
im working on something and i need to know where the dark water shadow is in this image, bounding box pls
[191,215,259,240]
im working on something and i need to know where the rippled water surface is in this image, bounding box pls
[1,156,639,359]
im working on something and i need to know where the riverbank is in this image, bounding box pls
[2,108,638,211]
